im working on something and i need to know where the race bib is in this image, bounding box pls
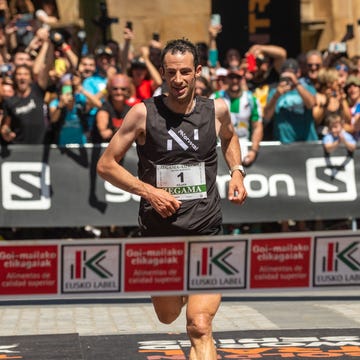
[156,162,207,200]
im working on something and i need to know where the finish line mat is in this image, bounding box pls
[1,329,360,359]
[0,333,83,359]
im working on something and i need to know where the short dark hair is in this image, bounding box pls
[161,38,199,69]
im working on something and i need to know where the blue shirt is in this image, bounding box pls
[82,72,107,129]
[50,93,87,146]
[322,130,356,145]
[267,78,318,143]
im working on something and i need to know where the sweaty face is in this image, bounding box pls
[161,51,200,103]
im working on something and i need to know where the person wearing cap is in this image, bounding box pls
[129,45,162,101]
[264,58,317,143]
[210,66,263,166]
[210,67,228,92]
[82,45,115,134]
[344,75,360,140]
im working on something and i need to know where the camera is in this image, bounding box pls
[50,30,65,47]
[279,76,293,86]
[152,32,160,41]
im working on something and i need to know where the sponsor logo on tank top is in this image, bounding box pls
[167,128,199,151]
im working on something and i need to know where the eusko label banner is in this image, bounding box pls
[313,234,360,287]
[61,244,121,294]
[0,231,359,300]
[187,240,247,290]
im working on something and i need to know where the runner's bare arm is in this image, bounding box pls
[214,98,247,204]
[97,103,181,218]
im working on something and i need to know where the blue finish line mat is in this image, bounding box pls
[1,328,360,359]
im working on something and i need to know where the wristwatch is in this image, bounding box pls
[229,165,246,178]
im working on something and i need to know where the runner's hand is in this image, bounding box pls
[147,187,182,218]
[228,172,247,205]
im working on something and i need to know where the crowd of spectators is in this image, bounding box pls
[0,1,359,238]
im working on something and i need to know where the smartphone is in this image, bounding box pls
[152,32,160,41]
[211,13,221,26]
[126,21,132,30]
[55,58,67,76]
[328,42,347,53]
[61,85,73,95]
[246,53,256,72]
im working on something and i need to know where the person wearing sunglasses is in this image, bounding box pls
[304,49,323,90]
[92,74,136,143]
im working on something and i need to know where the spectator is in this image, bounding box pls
[9,0,35,47]
[245,44,287,140]
[196,41,211,81]
[210,67,228,92]
[333,57,351,88]
[12,47,33,67]
[0,76,14,98]
[0,0,10,26]
[0,29,52,144]
[264,58,318,231]
[48,75,87,145]
[349,54,360,77]
[195,75,212,98]
[210,67,263,166]
[92,73,132,143]
[77,54,96,81]
[35,0,59,27]
[344,75,360,140]
[129,46,162,101]
[313,67,351,139]
[223,48,241,69]
[264,58,317,143]
[246,44,287,97]
[82,44,115,131]
[0,76,14,131]
[304,49,323,90]
[323,113,356,154]
[0,23,10,64]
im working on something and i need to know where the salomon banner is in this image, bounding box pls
[0,142,359,227]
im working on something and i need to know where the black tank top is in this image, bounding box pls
[137,95,222,236]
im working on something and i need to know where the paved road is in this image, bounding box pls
[0,290,359,336]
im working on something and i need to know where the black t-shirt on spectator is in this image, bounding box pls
[91,100,130,143]
[3,83,47,144]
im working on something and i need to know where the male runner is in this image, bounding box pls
[97,38,247,360]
